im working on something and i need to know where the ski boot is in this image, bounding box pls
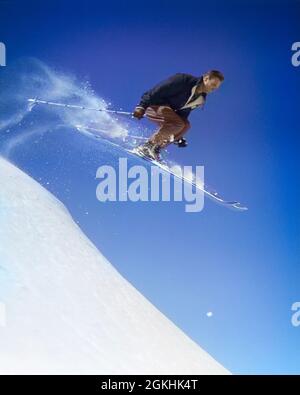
[174,137,188,148]
[135,141,162,162]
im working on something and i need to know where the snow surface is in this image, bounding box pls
[0,157,229,374]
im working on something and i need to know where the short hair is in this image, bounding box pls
[204,70,224,81]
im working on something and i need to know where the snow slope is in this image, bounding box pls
[0,157,229,374]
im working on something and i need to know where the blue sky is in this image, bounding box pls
[0,0,300,373]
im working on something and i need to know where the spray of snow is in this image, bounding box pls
[0,58,146,156]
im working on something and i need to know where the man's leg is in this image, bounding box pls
[145,105,190,148]
[174,119,191,141]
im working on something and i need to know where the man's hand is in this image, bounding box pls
[133,106,146,119]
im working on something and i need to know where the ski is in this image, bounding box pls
[126,147,248,211]
[74,125,248,211]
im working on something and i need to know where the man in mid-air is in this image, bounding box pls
[133,70,224,161]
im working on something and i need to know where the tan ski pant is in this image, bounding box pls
[145,105,190,148]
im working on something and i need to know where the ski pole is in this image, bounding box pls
[27,98,134,117]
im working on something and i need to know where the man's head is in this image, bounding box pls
[202,70,224,93]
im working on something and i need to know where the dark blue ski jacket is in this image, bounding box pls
[138,73,206,119]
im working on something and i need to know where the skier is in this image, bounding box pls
[133,70,224,161]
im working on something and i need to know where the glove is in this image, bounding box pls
[133,106,146,119]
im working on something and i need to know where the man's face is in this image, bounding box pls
[203,76,222,93]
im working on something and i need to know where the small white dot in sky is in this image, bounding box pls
[206,312,213,317]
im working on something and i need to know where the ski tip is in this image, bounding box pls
[230,202,248,211]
